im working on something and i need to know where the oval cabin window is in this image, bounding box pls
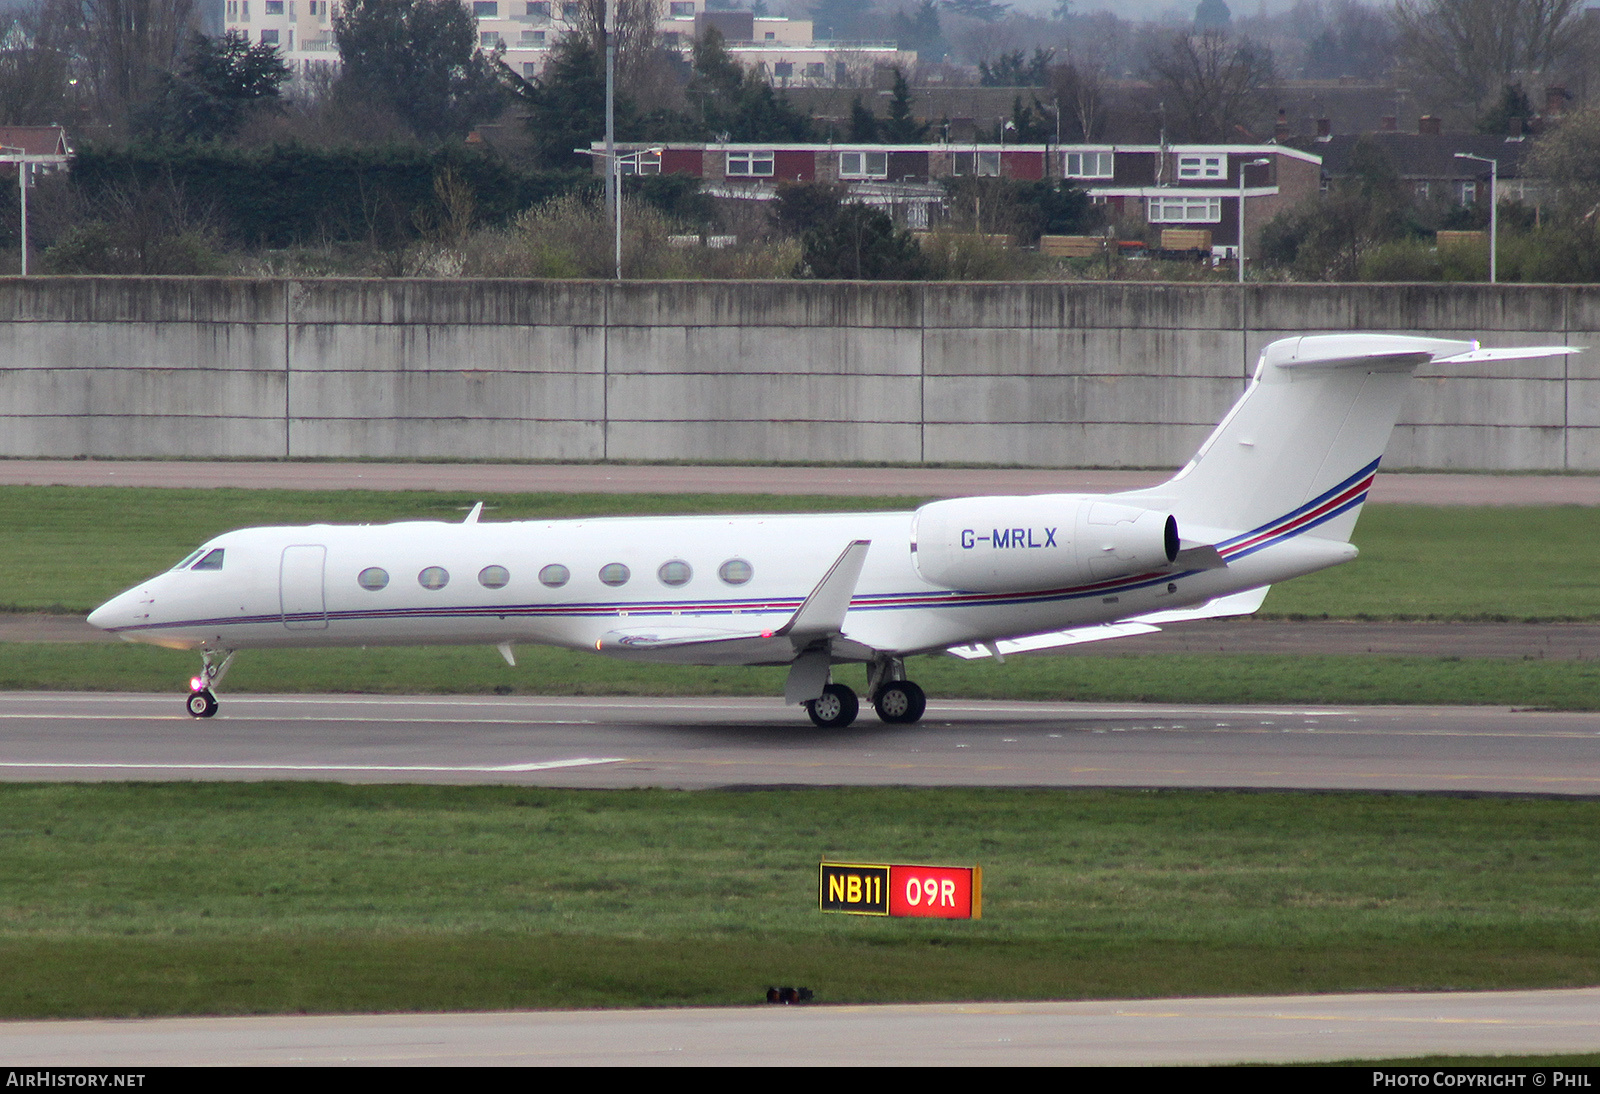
[599,563,630,587]
[418,566,450,590]
[358,567,390,590]
[539,564,570,588]
[478,565,510,589]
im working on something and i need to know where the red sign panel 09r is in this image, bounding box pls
[819,862,982,919]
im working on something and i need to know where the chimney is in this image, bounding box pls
[1510,116,1524,138]
[1275,109,1289,141]
[1419,115,1441,135]
[1316,117,1331,140]
[1381,116,1397,132]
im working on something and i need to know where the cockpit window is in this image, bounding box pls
[190,549,225,571]
[170,549,205,571]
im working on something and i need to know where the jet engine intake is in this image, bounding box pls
[912,495,1178,593]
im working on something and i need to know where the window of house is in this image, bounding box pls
[527,1,551,16]
[260,28,278,43]
[1459,181,1477,205]
[1177,154,1225,180]
[764,31,775,39]
[953,151,1000,177]
[241,2,250,20]
[264,0,282,13]
[840,150,888,179]
[1414,181,1430,200]
[473,1,498,15]
[726,150,774,177]
[804,62,825,78]
[226,0,238,18]
[773,61,792,78]
[1147,195,1222,223]
[481,30,500,46]
[669,1,695,13]
[1064,151,1113,178]
[523,61,539,76]
[521,29,545,44]
[618,150,660,175]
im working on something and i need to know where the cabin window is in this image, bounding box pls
[191,549,225,571]
[539,563,570,587]
[718,558,753,585]
[657,560,692,587]
[478,565,510,589]
[358,567,389,590]
[599,562,630,586]
[418,566,450,590]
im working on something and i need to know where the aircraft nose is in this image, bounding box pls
[87,588,144,632]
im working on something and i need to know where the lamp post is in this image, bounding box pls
[577,146,663,279]
[0,146,68,276]
[1454,152,1498,284]
[1237,157,1270,284]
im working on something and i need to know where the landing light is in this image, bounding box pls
[189,676,204,692]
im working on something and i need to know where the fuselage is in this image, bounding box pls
[86,505,1354,663]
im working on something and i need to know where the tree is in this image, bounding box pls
[800,201,927,279]
[879,68,929,142]
[848,95,880,141]
[139,31,291,142]
[1394,0,1591,118]
[943,0,1010,22]
[980,48,1053,88]
[333,0,504,142]
[1049,61,1107,141]
[1301,0,1396,81]
[504,31,622,168]
[79,0,197,130]
[890,0,947,64]
[1259,137,1410,279]
[1193,0,1230,31]
[688,28,811,141]
[1526,107,1600,216]
[0,0,77,126]
[1144,30,1276,142]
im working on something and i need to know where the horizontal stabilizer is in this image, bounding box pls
[1437,346,1579,365]
[943,586,1272,660]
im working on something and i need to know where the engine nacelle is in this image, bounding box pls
[912,495,1179,593]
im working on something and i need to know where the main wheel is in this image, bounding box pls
[873,680,927,724]
[186,689,218,718]
[805,683,859,728]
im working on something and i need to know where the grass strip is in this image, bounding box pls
[4,485,1599,620]
[5,642,1598,709]
[2,784,1600,1017]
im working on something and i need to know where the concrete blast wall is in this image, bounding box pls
[0,278,1593,470]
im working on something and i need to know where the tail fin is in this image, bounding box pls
[1121,334,1572,543]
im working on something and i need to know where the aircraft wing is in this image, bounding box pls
[594,625,801,665]
[943,587,1271,660]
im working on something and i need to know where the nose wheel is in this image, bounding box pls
[185,650,235,719]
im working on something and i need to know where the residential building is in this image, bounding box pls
[600,140,1321,254]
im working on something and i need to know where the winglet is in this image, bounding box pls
[776,540,871,642]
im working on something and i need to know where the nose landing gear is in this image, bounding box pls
[186,650,235,719]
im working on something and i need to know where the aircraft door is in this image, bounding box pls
[280,545,328,630]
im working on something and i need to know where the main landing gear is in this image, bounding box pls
[185,649,235,719]
[804,660,928,728]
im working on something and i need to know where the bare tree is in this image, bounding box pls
[0,0,79,126]
[1394,0,1591,118]
[1144,29,1276,142]
[78,0,198,131]
[561,0,663,93]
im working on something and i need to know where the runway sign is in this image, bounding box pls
[819,862,982,919]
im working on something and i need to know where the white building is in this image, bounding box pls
[221,0,915,86]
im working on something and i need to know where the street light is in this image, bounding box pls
[1238,157,1270,284]
[1454,152,1498,284]
[0,146,68,277]
[577,146,664,279]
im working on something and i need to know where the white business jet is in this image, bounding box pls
[88,334,1572,726]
